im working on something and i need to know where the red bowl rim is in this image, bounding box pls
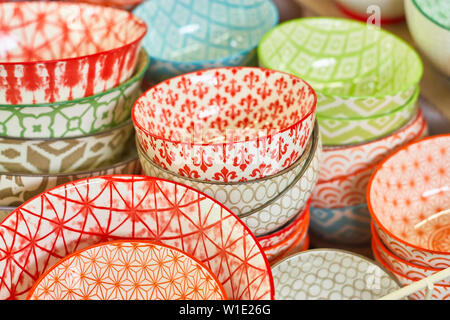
[131,66,317,147]
[336,1,406,25]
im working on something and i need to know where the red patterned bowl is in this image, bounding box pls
[28,240,228,300]
[0,175,274,300]
[132,67,316,182]
[368,134,450,268]
[0,1,147,104]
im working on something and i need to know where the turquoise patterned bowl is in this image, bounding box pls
[133,0,279,84]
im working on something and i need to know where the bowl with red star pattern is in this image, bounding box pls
[0,175,274,300]
[132,66,317,183]
[0,1,147,105]
[367,134,450,269]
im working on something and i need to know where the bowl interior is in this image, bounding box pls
[0,2,146,62]
[133,0,278,63]
[258,18,422,98]
[413,0,450,29]
[133,67,316,143]
[369,135,450,252]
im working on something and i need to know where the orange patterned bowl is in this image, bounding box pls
[0,1,147,104]
[368,134,450,268]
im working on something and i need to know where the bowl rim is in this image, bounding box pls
[132,0,279,66]
[367,133,450,256]
[1,174,275,300]
[257,16,424,100]
[0,1,148,66]
[132,66,317,147]
[26,239,229,300]
[412,0,450,31]
[0,49,150,108]
[335,0,406,24]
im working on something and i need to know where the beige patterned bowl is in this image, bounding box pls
[0,121,133,175]
[0,140,141,207]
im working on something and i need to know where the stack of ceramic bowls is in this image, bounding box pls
[133,66,321,253]
[0,1,148,207]
[405,0,450,77]
[257,17,424,246]
[368,134,450,300]
[334,0,405,24]
[132,0,279,85]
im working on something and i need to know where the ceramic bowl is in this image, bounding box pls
[0,49,149,139]
[28,240,228,300]
[0,175,274,300]
[373,239,450,300]
[133,0,279,84]
[69,0,144,11]
[258,17,423,119]
[0,1,147,105]
[0,139,141,207]
[368,134,450,268]
[371,223,450,285]
[405,0,450,77]
[0,120,134,174]
[335,0,405,23]
[309,203,372,245]
[133,67,317,182]
[271,249,401,300]
[138,123,316,217]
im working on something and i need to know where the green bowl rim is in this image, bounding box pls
[412,0,450,31]
[257,17,424,100]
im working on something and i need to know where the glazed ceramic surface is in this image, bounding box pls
[405,0,450,77]
[272,249,400,300]
[0,121,133,174]
[133,67,316,182]
[0,50,149,139]
[319,108,427,181]
[133,0,278,84]
[368,134,450,268]
[0,1,146,104]
[0,175,274,300]
[258,17,422,118]
[335,0,405,22]
[28,241,227,300]
[309,203,371,245]
[0,140,141,206]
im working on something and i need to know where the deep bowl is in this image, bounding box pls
[0,49,149,139]
[405,0,450,77]
[368,134,450,268]
[133,67,317,182]
[335,0,405,23]
[133,0,279,84]
[258,17,423,119]
[0,1,147,104]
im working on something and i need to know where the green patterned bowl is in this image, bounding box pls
[317,86,419,145]
[258,17,423,118]
[405,0,450,77]
[0,49,149,139]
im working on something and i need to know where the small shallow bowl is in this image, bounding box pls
[335,0,405,24]
[0,49,149,139]
[28,240,228,300]
[0,1,147,105]
[133,0,279,84]
[0,139,141,207]
[309,203,371,245]
[271,249,401,300]
[258,17,423,119]
[0,121,133,174]
[405,0,450,77]
[371,223,450,285]
[133,67,316,182]
[0,175,274,300]
[372,238,450,300]
[368,134,450,268]
[320,108,427,181]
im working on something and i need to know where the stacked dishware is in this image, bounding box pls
[0,1,148,207]
[368,134,450,300]
[133,66,321,261]
[257,17,425,246]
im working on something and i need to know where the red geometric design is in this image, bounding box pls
[0,175,274,300]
